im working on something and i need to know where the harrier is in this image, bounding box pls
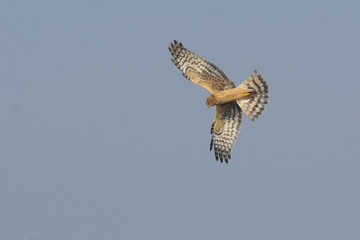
[169,40,269,163]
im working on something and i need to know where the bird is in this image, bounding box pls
[168,40,269,163]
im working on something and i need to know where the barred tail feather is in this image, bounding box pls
[237,70,269,121]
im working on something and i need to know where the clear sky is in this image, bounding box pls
[1,0,360,239]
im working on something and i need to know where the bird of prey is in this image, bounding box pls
[169,40,269,163]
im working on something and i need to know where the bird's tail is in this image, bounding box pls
[236,70,269,121]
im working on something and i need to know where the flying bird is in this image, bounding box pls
[169,40,269,163]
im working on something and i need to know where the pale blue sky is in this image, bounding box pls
[1,0,360,239]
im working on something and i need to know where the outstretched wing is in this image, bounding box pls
[169,40,235,93]
[210,102,242,163]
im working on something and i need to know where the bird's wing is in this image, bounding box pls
[210,102,242,163]
[169,40,235,93]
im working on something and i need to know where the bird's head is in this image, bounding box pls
[206,94,216,107]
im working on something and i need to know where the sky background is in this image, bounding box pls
[1,0,360,239]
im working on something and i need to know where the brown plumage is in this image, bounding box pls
[169,40,269,163]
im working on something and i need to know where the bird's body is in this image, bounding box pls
[169,40,269,163]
